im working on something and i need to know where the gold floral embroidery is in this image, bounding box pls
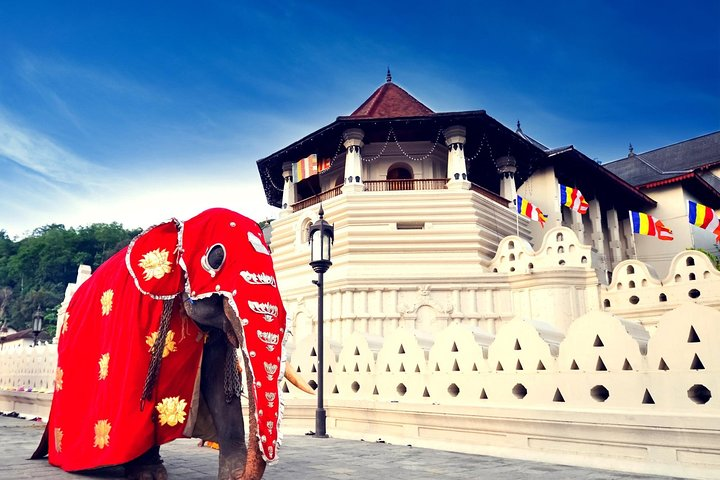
[138,249,172,281]
[54,428,63,453]
[55,367,63,391]
[156,396,187,427]
[93,419,111,449]
[100,290,113,316]
[61,313,69,335]
[98,353,110,380]
[145,330,177,358]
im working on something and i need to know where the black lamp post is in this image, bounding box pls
[308,205,334,438]
[0,322,7,351]
[32,307,43,347]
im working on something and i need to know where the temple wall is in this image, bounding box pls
[3,230,720,478]
[279,303,720,479]
[602,249,720,331]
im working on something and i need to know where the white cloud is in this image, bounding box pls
[0,111,111,187]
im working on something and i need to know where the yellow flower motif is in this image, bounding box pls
[138,249,173,281]
[98,353,110,380]
[145,330,177,358]
[55,367,63,391]
[100,290,113,316]
[54,428,63,453]
[93,419,111,449]
[61,313,69,335]
[156,396,187,427]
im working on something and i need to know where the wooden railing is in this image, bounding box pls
[364,178,448,192]
[292,185,343,212]
[291,179,509,212]
[470,183,511,207]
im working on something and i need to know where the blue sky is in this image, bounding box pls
[1,1,718,238]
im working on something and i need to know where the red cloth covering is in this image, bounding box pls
[47,209,286,471]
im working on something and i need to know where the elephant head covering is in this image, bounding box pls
[47,208,286,471]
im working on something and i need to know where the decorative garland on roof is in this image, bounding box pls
[261,167,285,192]
[362,127,444,162]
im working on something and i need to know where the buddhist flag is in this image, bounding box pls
[318,157,331,173]
[688,200,720,242]
[293,154,317,182]
[517,195,548,227]
[559,184,589,214]
[630,211,674,241]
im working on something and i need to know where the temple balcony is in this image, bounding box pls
[291,179,508,213]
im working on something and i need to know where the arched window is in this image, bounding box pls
[387,163,413,190]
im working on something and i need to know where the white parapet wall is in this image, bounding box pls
[2,247,720,478]
[279,303,720,479]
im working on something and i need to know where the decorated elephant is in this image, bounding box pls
[32,208,311,480]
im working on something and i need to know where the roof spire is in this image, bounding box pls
[628,142,635,157]
[386,67,392,83]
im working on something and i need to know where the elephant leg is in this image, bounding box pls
[201,335,248,480]
[123,445,168,480]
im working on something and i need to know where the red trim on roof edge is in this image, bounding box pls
[639,173,695,189]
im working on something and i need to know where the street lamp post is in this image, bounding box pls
[308,205,334,438]
[32,307,43,347]
[0,322,7,351]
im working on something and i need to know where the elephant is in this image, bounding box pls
[32,208,311,480]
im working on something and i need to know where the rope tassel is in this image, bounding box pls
[141,299,174,410]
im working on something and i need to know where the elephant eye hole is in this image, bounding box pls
[202,243,226,275]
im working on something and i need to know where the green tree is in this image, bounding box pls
[0,222,140,330]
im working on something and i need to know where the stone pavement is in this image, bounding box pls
[0,415,682,479]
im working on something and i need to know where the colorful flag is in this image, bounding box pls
[559,184,589,214]
[688,200,720,241]
[517,195,548,227]
[293,154,317,182]
[318,157,331,173]
[630,211,674,241]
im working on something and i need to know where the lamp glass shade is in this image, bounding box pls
[310,228,331,263]
[32,311,43,333]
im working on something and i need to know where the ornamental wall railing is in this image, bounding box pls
[292,179,509,212]
[292,186,343,212]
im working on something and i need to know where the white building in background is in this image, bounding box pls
[256,73,720,341]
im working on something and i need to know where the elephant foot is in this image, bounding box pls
[124,446,168,480]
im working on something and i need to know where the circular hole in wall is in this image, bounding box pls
[397,383,407,396]
[689,289,701,299]
[448,384,460,397]
[629,296,639,304]
[590,385,609,402]
[512,383,527,399]
[351,381,360,393]
[688,384,711,404]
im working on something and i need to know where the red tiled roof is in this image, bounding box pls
[350,81,434,118]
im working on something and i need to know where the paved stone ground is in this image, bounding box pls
[0,415,682,479]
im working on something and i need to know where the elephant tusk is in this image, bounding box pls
[284,362,315,395]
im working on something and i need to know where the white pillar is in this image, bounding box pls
[280,161,296,215]
[342,128,365,193]
[588,199,606,262]
[570,209,584,241]
[496,155,517,207]
[443,125,470,190]
[606,208,624,268]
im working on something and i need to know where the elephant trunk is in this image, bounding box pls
[223,298,266,480]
